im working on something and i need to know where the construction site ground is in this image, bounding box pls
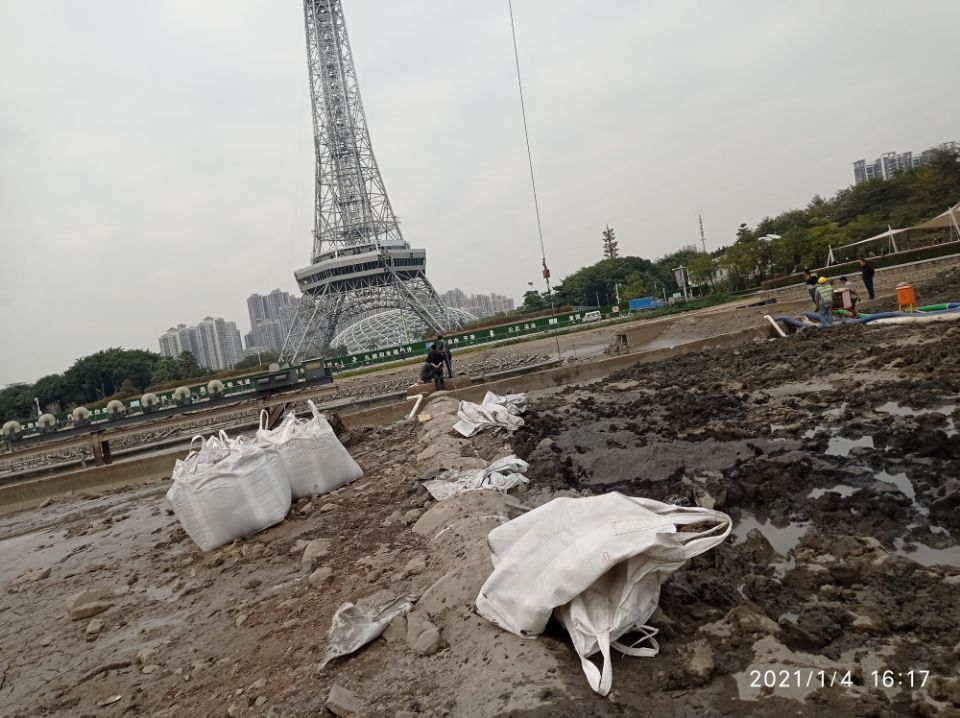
[2,259,960,718]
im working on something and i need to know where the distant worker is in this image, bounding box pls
[858,259,876,300]
[802,270,819,306]
[434,334,453,379]
[816,276,834,325]
[837,276,859,314]
[424,344,446,389]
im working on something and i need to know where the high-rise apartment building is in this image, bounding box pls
[853,141,959,184]
[247,289,296,352]
[157,318,244,370]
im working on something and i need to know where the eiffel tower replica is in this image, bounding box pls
[281,0,456,364]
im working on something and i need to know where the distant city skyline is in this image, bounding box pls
[853,140,958,184]
[441,289,515,318]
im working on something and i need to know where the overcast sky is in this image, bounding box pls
[1,0,958,385]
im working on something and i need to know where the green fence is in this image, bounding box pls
[329,308,597,370]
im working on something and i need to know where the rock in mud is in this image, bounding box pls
[403,556,426,575]
[326,684,361,716]
[301,538,331,570]
[84,618,104,639]
[66,589,112,620]
[406,611,442,655]
[8,566,51,593]
[308,566,333,588]
[137,646,157,665]
[382,615,407,644]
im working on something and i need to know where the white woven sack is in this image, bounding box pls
[171,432,233,484]
[255,400,363,499]
[475,493,731,695]
[166,441,292,551]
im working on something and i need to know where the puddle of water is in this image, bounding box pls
[893,538,960,567]
[825,435,874,457]
[877,401,956,417]
[808,484,859,499]
[875,470,915,501]
[732,512,809,557]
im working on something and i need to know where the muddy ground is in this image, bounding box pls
[3,267,960,718]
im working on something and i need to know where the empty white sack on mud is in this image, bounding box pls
[453,392,527,437]
[255,400,363,499]
[476,493,732,695]
[166,433,291,551]
[421,455,529,500]
[319,593,416,669]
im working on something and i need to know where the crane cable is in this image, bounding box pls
[507,0,562,359]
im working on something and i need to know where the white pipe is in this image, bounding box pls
[407,393,424,419]
[866,312,960,327]
[763,314,788,338]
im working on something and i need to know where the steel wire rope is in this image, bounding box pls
[507,0,562,360]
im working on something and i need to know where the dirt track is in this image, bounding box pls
[2,262,960,718]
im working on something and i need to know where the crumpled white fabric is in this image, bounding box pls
[319,593,416,669]
[453,391,527,437]
[475,493,731,696]
[481,391,527,414]
[421,455,530,500]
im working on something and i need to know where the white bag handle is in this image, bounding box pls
[611,625,659,657]
[307,399,321,419]
[626,499,732,560]
[577,625,659,696]
[258,410,270,431]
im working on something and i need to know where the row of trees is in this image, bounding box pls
[0,348,212,422]
[521,147,960,308]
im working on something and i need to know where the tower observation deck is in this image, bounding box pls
[280,0,458,363]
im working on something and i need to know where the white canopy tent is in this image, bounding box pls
[825,200,960,264]
[910,201,960,235]
[826,226,905,265]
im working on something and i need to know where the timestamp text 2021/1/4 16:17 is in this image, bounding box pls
[749,669,932,690]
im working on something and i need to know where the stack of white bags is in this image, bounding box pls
[166,401,363,551]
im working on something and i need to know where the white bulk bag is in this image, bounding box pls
[255,400,363,499]
[166,437,292,551]
[475,493,731,695]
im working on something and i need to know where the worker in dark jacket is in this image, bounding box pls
[858,259,876,299]
[802,270,819,307]
[422,345,446,388]
[434,335,453,378]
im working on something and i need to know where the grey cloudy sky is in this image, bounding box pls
[1,0,958,385]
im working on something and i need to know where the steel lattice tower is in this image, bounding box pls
[281,0,455,364]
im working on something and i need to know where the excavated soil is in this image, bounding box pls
[3,274,960,717]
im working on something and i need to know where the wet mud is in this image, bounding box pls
[3,271,960,718]
[511,319,960,715]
